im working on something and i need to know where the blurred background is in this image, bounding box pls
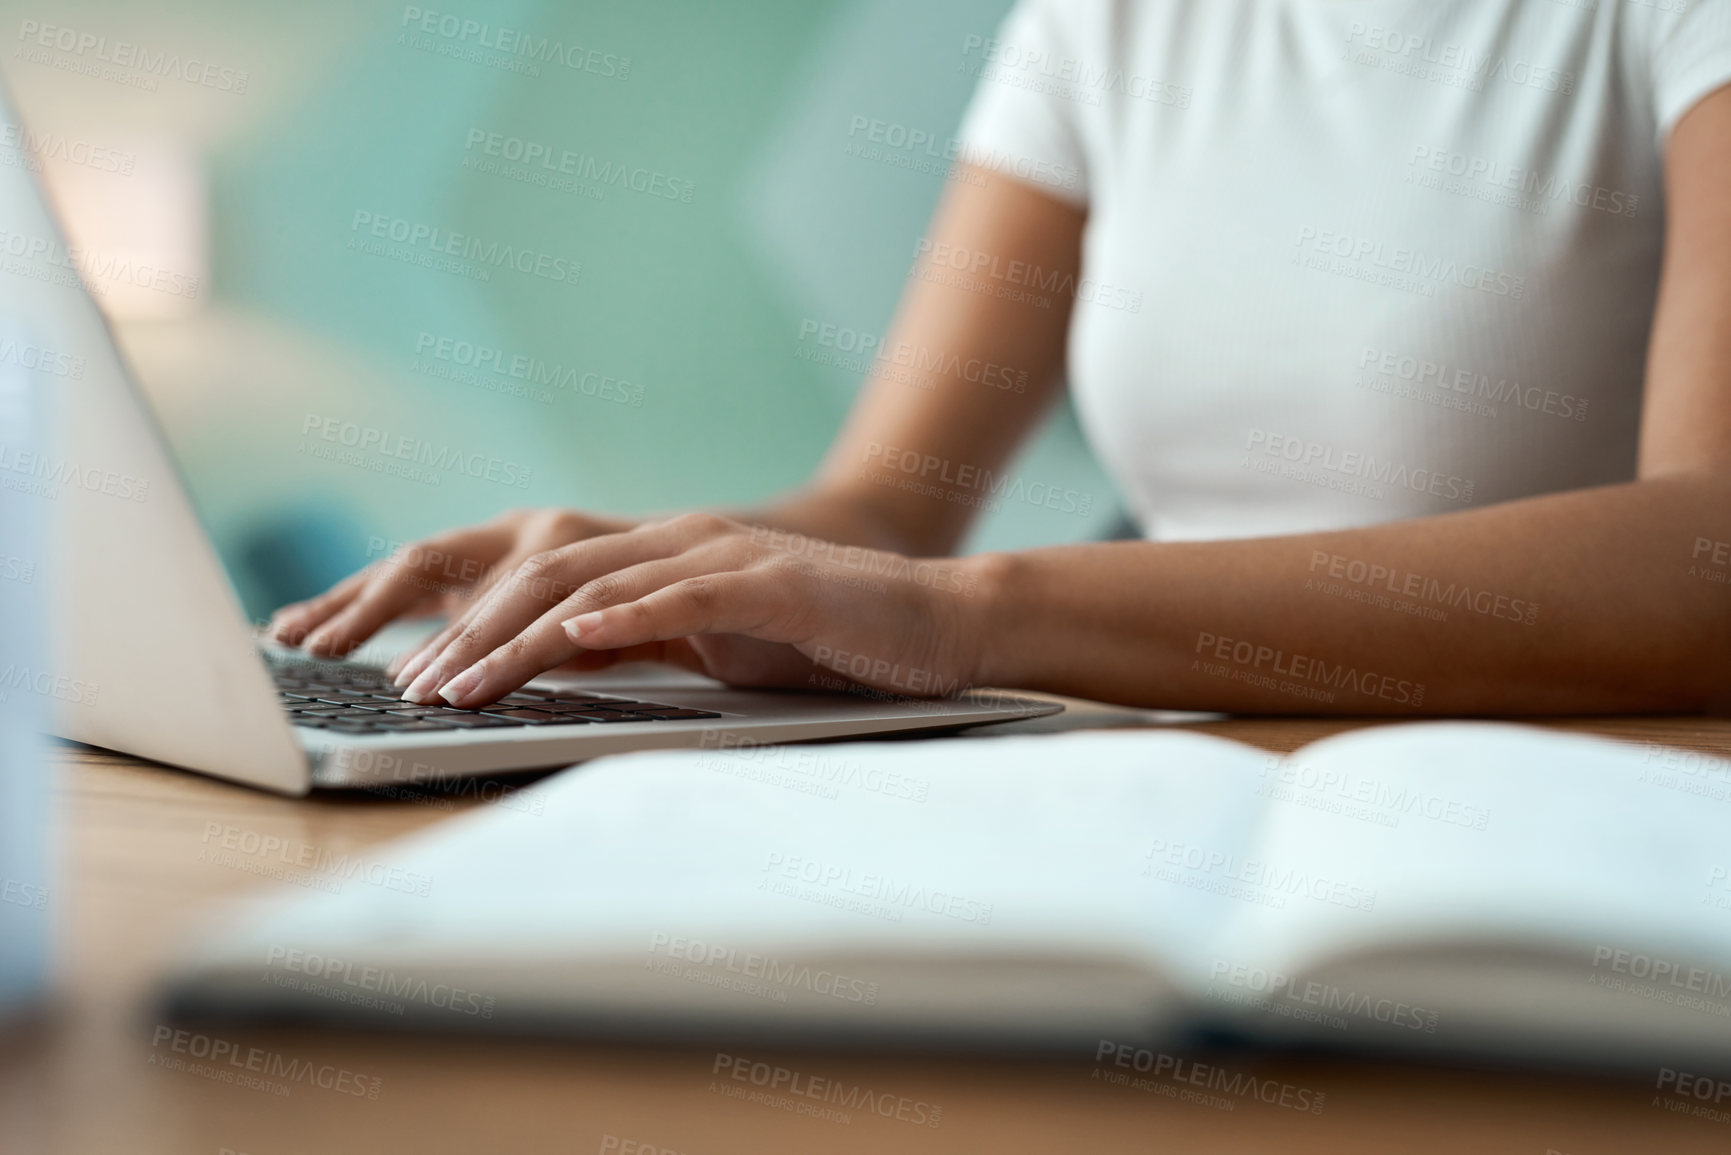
[0,0,1122,620]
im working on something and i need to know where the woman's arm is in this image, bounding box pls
[973,86,1731,714]
[735,165,1083,556]
[320,90,1731,713]
[279,165,1083,662]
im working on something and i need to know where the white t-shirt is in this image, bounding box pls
[958,0,1731,541]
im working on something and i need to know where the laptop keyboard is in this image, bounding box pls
[267,657,722,736]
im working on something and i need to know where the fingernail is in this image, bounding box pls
[402,665,445,705]
[439,663,486,706]
[566,612,603,640]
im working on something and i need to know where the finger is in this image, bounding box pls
[401,531,692,703]
[390,514,647,685]
[558,640,695,671]
[562,572,800,653]
[267,568,374,645]
[433,554,726,707]
[389,541,547,684]
[304,524,518,658]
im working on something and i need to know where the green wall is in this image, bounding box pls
[3,0,1121,617]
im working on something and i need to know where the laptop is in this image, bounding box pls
[0,89,1058,797]
[0,301,52,1018]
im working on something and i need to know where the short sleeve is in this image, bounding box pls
[1650,0,1731,138]
[955,0,1092,207]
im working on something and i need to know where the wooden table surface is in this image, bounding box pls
[4,706,1731,1155]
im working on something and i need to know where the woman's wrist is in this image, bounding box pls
[954,549,1029,690]
[737,489,940,557]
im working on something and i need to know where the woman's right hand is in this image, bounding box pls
[265,507,637,664]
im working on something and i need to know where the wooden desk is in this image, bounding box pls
[5,710,1731,1155]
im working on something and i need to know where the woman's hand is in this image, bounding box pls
[373,512,996,707]
[266,507,637,660]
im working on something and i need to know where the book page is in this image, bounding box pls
[1195,723,1731,1060]
[176,729,1269,1043]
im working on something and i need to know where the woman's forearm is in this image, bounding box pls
[724,488,942,556]
[970,476,1731,713]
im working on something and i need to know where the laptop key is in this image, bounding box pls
[535,700,639,713]
[628,708,724,720]
[479,709,562,723]
[536,694,639,706]
[558,711,658,723]
[370,719,456,732]
[440,715,538,729]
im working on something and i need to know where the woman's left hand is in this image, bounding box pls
[389,512,998,707]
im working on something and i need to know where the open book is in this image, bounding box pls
[168,723,1731,1072]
